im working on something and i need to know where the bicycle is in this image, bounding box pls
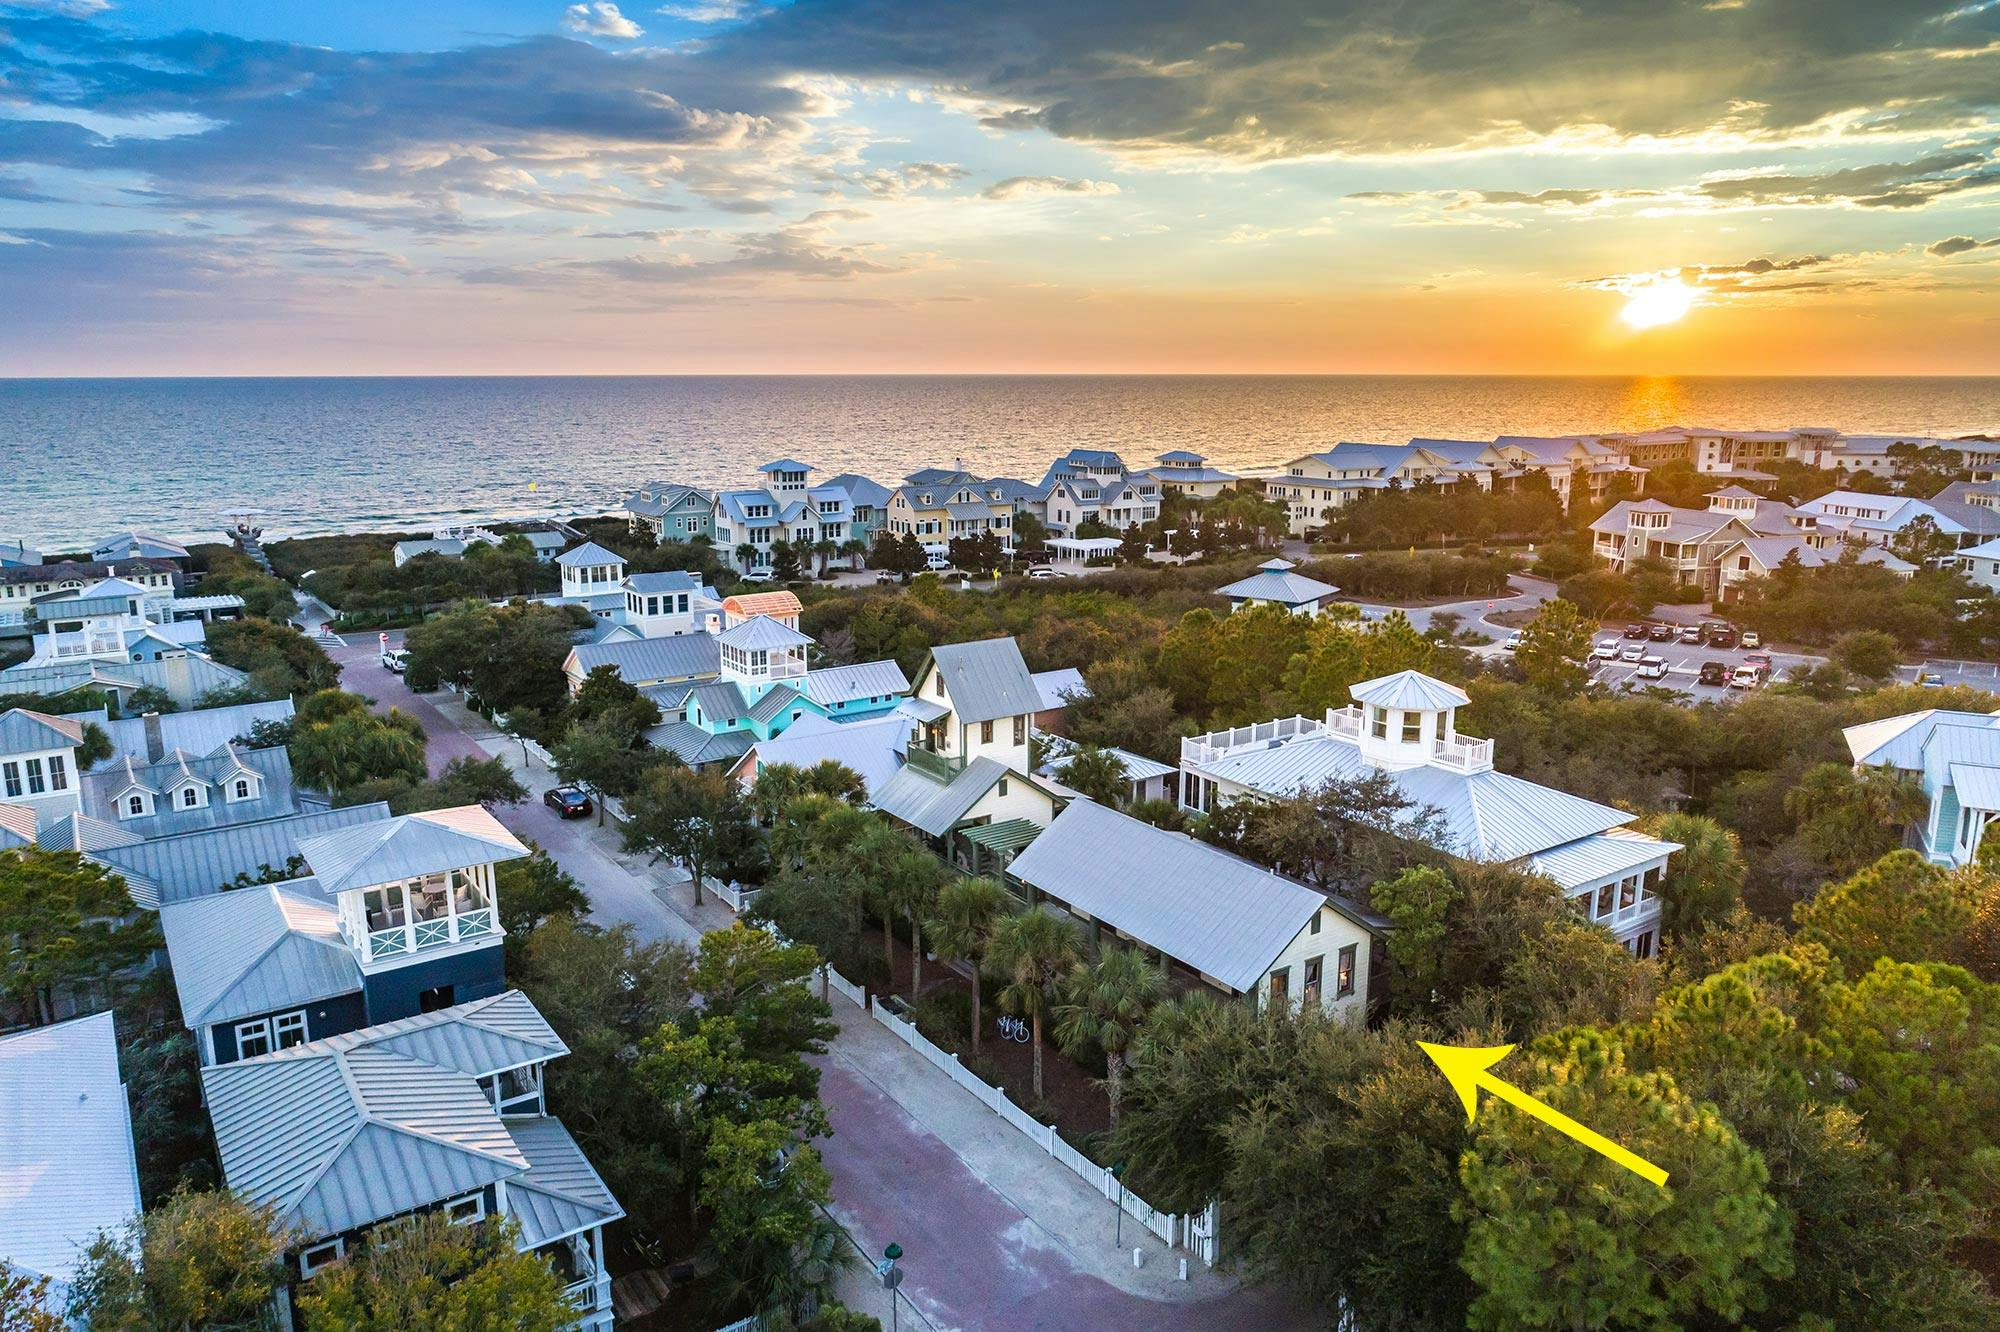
[996,1015,1031,1043]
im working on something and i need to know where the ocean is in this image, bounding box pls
[5,375,1999,550]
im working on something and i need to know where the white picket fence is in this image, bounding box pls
[864,995,1217,1265]
[823,965,868,1008]
[713,879,761,912]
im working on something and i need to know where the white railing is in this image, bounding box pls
[1430,733,1494,772]
[823,965,867,1008]
[713,879,760,912]
[1324,705,1364,740]
[459,907,495,938]
[1181,715,1324,766]
[864,995,1214,1264]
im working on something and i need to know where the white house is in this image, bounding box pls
[1007,799,1386,1020]
[1960,537,2000,591]
[1265,442,1497,535]
[1789,491,1966,550]
[1179,669,1678,957]
[1138,450,1241,499]
[0,707,84,829]
[1846,706,2000,867]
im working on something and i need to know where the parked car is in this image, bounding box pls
[741,568,775,583]
[1503,630,1523,652]
[1697,660,1730,686]
[1623,623,1648,640]
[1647,623,1676,643]
[924,554,952,572]
[874,571,897,584]
[1620,643,1646,663]
[1708,624,1738,649]
[543,786,592,819]
[1729,664,1761,689]
[1027,566,1059,580]
[1593,638,1621,660]
[1744,652,1774,675]
[1678,624,1705,645]
[1635,656,1668,681]
[1740,630,1763,649]
[380,647,409,674]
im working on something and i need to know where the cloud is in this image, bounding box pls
[658,0,753,20]
[563,2,643,38]
[855,161,966,197]
[1929,234,2000,256]
[981,175,1120,201]
[1695,145,2000,209]
[1578,253,1881,299]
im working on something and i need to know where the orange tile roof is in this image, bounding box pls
[721,590,803,619]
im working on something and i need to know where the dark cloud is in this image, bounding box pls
[717,0,2000,158]
[1929,234,2000,257]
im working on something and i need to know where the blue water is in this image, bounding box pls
[6,375,1998,549]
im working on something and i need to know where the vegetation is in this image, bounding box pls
[0,848,158,1026]
[400,599,594,721]
[297,1214,575,1332]
[287,689,427,796]
[204,617,341,697]
[984,909,1082,1101]
[69,1187,292,1332]
[621,761,759,908]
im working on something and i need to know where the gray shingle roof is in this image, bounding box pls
[158,881,361,1027]
[928,638,1040,724]
[1008,801,1343,992]
[298,806,527,896]
[568,633,721,685]
[91,802,395,908]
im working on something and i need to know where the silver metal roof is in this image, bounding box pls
[555,541,624,568]
[505,1117,625,1247]
[645,720,755,767]
[0,1012,142,1286]
[203,1045,526,1241]
[718,615,812,651]
[1214,567,1338,607]
[927,638,1040,724]
[0,801,34,849]
[1350,670,1470,712]
[1844,708,1996,770]
[623,570,701,594]
[689,680,749,724]
[92,802,395,908]
[0,708,84,754]
[1029,668,1086,712]
[568,632,721,685]
[1007,801,1330,993]
[97,698,294,764]
[0,653,251,708]
[257,990,564,1079]
[299,805,528,896]
[735,713,908,797]
[1528,829,1680,890]
[803,658,909,707]
[158,881,361,1027]
[870,756,1013,836]
[80,745,299,837]
[1949,763,2000,812]
[747,685,804,727]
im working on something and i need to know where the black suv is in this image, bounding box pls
[1708,624,1738,649]
[1697,661,1729,687]
[1647,623,1676,643]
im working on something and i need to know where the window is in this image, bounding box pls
[1633,930,1655,960]
[1302,955,1323,1004]
[418,984,456,1013]
[1619,876,1637,910]
[1400,712,1421,743]
[1336,944,1357,998]
[299,1239,344,1278]
[47,754,66,792]
[273,1011,308,1050]
[1595,883,1615,917]
[443,1193,485,1225]
[935,675,945,698]
[981,719,994,744]
[0,762,16,799]
[1369,706,1388,740]
[23,758,43,795]
[235,1019,273,1059]
[1014,715,1027,745]
[127,794,145,816]
[1268,967,1289,1007]
[1309,911,1321,935]
[234,778,251,800]
[181,786,199,808]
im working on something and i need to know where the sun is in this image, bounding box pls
[1619,279,1697,330]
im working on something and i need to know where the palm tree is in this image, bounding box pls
[985,909,1081,1100]
[884,850,950,995]
[849,821,918,978]
[750,762,812,825]
[927,878,1007,1054]
[839,538,867,571]
[1054,947,1165,1123]
[1642,811,1745,937]
[812,539,838,576]
[1055,745,1131,809]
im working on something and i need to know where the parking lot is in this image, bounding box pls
[1587,635,1822,699]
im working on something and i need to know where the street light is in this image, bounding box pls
[878,1242,905,1332]
[1111,1161,1127,1247]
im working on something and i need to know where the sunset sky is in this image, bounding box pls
[1,0,1996,375]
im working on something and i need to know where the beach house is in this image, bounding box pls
[1845,706,2000,867]
[1137,450,1241,498]
[1178,669,1678,957]
[1265,442,1497,535]
[625,482,716,543]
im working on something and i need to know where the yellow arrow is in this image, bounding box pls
[1419,1041,1669,1188]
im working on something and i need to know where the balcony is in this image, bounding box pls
[906,746,966,782]
[1181,715,1325,766]
[1430,733,1494,772]
[1324,705,1364,740]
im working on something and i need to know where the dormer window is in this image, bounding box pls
[125,793,148,818]
[179,785,202,809]
[230,776,254,801]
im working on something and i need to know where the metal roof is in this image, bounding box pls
[158,881,361,1027]
[35,811,146,854]
[803,658,908,707]
[758,457,815,473]
[1044,736,1175,782]
[689,680,749,723]
[1350,670,1470,712]
[202,1046,526,1241]
[1949,763,2000,812]
[718,616,812,651]
[1214,567,1338,607]
[555,541,624,568]
[623,570,701,594]
[299,805,528,896]
[1008,801,1336,993]
[646,720,755,767]
[568,632,721,685]
[927,638,1040,724]
[1843,708,1997,769]
[505,1117,625,1248]
[0,1012,142,1287]
[1029,668,1086,712]
[959,818,1042,857]
[81,744,298,836]
[733,712,907,797]
[0,801,34,849]
[747,685,805,727]
[97,698,295,763]
[0,653,250,708]
[92,802,395,908]
[1528,829,1681,890]
[870,756,1014,836]
[0,708,84,754]
[258,990,564,1078]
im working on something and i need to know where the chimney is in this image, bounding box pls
[143,712,164,763]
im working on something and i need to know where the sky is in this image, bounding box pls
[0,0,1997,375]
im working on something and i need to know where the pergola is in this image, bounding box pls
[959,817,1042,879]
[1047,537,1122,567]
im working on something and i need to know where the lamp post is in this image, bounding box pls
[878,1242,904,1332]
[1111,1161,1127,1247]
